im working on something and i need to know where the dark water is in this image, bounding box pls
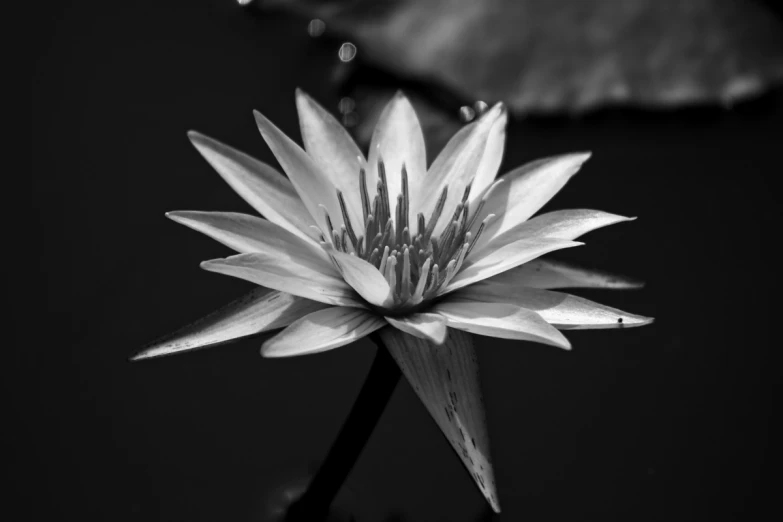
[19,1,777,520]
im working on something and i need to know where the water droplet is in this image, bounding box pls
[459,106,475,122]
[338,42,357,62]
[307,18,325,37]
[342,112,358,127]
[338,96,355,114]
[473,100,489,115]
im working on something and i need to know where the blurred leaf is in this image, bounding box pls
[258,0,783,114]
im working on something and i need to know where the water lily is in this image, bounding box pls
[135,90,652,512]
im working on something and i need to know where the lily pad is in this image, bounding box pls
[257,0,783,113]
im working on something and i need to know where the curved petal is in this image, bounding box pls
[188,131,318,244]
[385,313,448,344]
[485,259,645,290]
[415,103,505,235]
[454,285,654,330]
[201,253,360,307]
[471,153,591,246]
[472,209,633,257]
[367,91,428,218]
[132,289,326,360]
[296,90,366,230]
[261,307,385,357]
[433,300,571,349]
[468,108,508,201]
[167,211,331,265]
[325,247,393,307]
[380,327,500,512]
[254,110,344,239]
[445,238,582,293]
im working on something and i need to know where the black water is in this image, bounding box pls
[18,1,777,520]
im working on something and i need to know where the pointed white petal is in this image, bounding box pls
[380,327,500,512]
[455,285,653,330]
[415,104,505,234]
[469,107,507,201]
[385,313,448,344]
[472,209,633,257]
[325,247,393,307]
[262,307,385,357]
[367,91,428,215]
[254,110,344,237]
[296,90,366,229]
[445,238,582,293]
[166,211,331,265]
[132,289,326,360]
[472,153,591,247]
[201,253,361,307]
[188,131,318,244]
[433,301,571,349]
[486,259,645,290]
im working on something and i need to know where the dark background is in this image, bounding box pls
[18,1,777,520]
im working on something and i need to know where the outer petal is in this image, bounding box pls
[296,90,366,229]
[444,238,582,293]
[415,103,505,235]
[380,327,500,512]
[367,91,428,218]
[262,307,385,357]
[201,253,360,307]
[472,209,633,257]
[484,259,645,290]
[455,285,654,330]
[167,211,331,264]
[254,110,344,238]
[188,131,318,244]
[433,300,571,349]
[471,153,591,246]
[385,313,448,344]
[132,289,326,360]
[325,247,393,307]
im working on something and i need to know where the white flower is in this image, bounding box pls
[135,90,652,511]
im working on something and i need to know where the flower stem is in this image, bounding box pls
[284,332,401,522]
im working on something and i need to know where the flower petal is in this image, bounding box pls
[380,327,500,512]
[296,89,366,230]
[433,300,571,349]
[472,153,591,245]
[132,289,326,361]
[367,91,428,217]
[262,307,385,357]
[455,285,654,330]
[415,103,505,234]
[485,259,645,290]
[188,131,318,244]
[254,110,344,238]
[445,238,582,293]
[472,209,633,256]
[468,108,507,201]
[385,313,448,344]
[325,247,393,307]
[167,211,331,265]
[201,253,360,307]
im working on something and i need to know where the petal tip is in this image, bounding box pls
[623,315,655,328]
[128,351,148,362]
[574,151,592,164]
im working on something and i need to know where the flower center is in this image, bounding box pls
[319,158,497,309]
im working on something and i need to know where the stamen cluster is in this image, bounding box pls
[319,158,499,309]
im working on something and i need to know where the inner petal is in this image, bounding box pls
[317,158,493,312]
